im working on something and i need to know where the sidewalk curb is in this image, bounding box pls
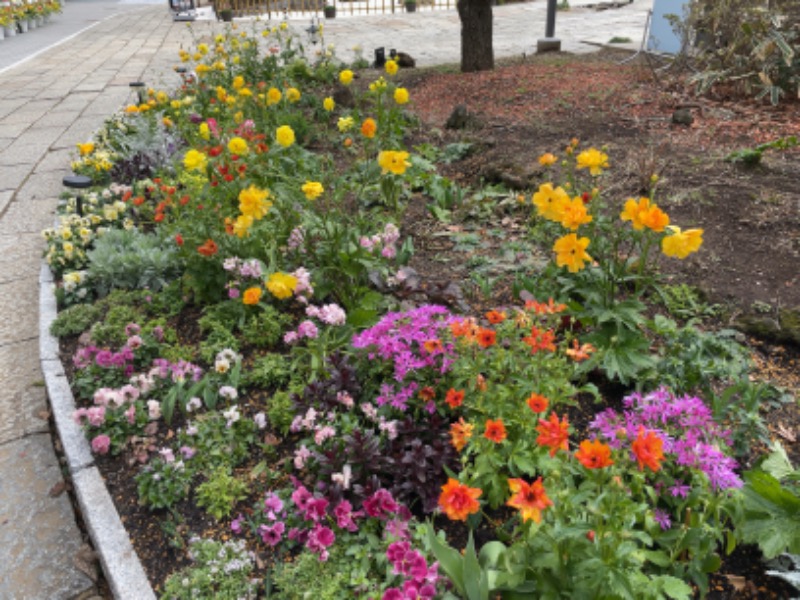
[39,261,157,600]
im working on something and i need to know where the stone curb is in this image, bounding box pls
[38,261,157,600]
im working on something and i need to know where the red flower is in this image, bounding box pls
[418,386,436,402]
[476,328,496,348]
[506,477,553,523]
[154,212,165,223]
[208,145,223,157]
[438,478,481,521]
[631,427,664,472]
[525,298,567,315]
[484,418,507,443]
[445,388,465,409]
[536,413,569,457]
[566,339,595,362]
[197,239,218,257]
[575,439,614,469]
[175,234,184,246]
[526,393,549,414]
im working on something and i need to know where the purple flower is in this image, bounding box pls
[670,480,691,498]
[231,514,243,534]
[654,509,672,531]
[179,446,196,460]
[382,590,404,600]
[291,485,313,511]
[264,492,284,517]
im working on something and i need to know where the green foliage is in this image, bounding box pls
[49,302,104,337]
[243,353,292,390]
[136,458,193,510]
[161,537,257,600]
[89,304,141,347]
[87,228,182,297]
[658,283,720,320]
[686,1,800,104]
[198,319,240,365]
[265,390,296,436]
[725,135,799,165]
[269,545,350,599]
[179,412,256,472]
[240,306,292,348]
[737,443,800,558]
[195,467,248,520]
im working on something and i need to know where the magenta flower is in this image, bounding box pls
[259,521,285,547]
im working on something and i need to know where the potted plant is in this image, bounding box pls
[404,0,416,12]
[323,2,336,18]
[218,7,233,20]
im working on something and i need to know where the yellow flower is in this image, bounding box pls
[302,181,324,200]
[286,87,301,103]
[576,148,609,176]
[280,21,288,30]
[532,183,569,222]
[553,233,592,273]
[232,75,245,90]
[337,116,354,133]
[266,87,282,106]
[162,117,173,128]
[237,88,252,98]
[125,105,139,113]
[183,149,208,172]
[369,77,387,93]
[276,125,296,148]
[238,185,272,219]
[233,111,244,124]
[394,87,409,105]
[640,205,669,232]
[266,272,298,300]
[621,197,669,232]
[385,59,398,76]
[323,97,335,111]
[538,152,557,166]
[559,197,593,231]
[242,287,262,305]
[228,137,249,155]
[198,123,210,141]
[198,43,209,55]
[662,226,703,259]
[77,142,95,156]
[339,69,354,85]
[233,214,254,238]
[196,64,210,75]
[378,150,411,175]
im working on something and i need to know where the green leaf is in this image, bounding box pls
[642,549,671,567]
[739,470,800,558]
[701,553,722,573]
[659,575,693,599]
[761,441,796,481]
[425,524,465,596]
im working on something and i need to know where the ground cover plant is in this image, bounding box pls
[45,19,800,600]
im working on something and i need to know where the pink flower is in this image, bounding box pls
[91,434,111,455]
[297,320,319,339]
[294,446,312,470]
[314,425,335,445]
[73,407,88,425]
[125,405,136,425]
[86,406,106,427]
[259,521,285,547]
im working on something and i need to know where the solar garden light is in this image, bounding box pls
[129,81,146,104]
[537,0,561,53]
[62,175,92,217]
[374,47,386,68]
[306,17,320,46]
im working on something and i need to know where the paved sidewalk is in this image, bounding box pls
[0,1,649,597]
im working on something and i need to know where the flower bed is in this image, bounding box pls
[45,22,800,599]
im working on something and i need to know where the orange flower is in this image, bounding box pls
[536,413,569,457]
[522,327,556,354]
[423,339,443,354]
[526,393,549,414]
[484,419,507,443]
[450,318,479,342]
[485,310,506,324]
[438,478,482,521]
[450,418,473,451]
[566,339,595,362]
[445,388,465,409]
[197,239,219,257]
[507,477,553,523]
[640,205,670,232]
[631,427,664,472]
[242,287,262,305]
[476,328,497,348]
[575,439,614,469]
[360,117,377,139]
[525,298,567,315]
[475,374,487,392]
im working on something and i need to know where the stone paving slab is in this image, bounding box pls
[0,276,38,338]
[0,433,95,600]
[0,340,50,445]
[0,234,47,284]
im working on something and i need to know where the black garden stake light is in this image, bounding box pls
[62,175,92,217]
[129,81,146,105]
[168,0,197,21]
[537,0,561,53]
[306,17,321,46]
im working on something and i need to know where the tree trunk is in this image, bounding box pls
[457,0,494,73]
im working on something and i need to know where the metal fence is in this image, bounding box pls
[213,0,457,20]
